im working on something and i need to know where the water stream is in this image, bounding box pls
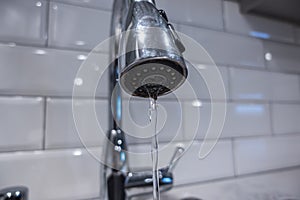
[148,98,160,200]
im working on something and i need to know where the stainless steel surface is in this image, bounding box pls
[167,146,185,173]
[100,0,130,198]
[0,186,28,200]
[119,1,187,99]
[125,146,185,198]
[103,0,187,199]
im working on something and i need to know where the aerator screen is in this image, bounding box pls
[120,59,187,99]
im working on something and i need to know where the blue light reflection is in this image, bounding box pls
[249,31,270,39]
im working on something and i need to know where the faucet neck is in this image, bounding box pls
[133,0,156,5]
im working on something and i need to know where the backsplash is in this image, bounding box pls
[0,0,300,199]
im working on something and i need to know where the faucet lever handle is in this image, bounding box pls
[167,146,185,173]
[167,23,186,53]
[158,9,169,22]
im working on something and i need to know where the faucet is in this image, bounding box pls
[0,186,28,200]
[101,0,188,199]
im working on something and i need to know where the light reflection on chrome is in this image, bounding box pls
[249,31,270,39]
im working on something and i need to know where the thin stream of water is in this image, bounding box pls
[148,98,160,200]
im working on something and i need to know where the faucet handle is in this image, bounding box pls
[157,8,185,53]
[167,146,185,173]
[158,9,169,22]
[167,23,186,53]
[125,146,185,198]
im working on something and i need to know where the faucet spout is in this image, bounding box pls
[101,0,188,199]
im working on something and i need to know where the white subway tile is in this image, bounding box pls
[229,68,271,100]
[264,41,300,73]
[157,0,223,30]
[0,0,47,45]
[230,68,300,101]
[128,140,234,185]
[0,97,43,152]
[49,2,111,51]
[46,98,108,149]
[224,1,295,43]
[270,72,300,101]
[221,103,271,137]
[272,104,300,134]
[0,45,109,97]
[184,102,271,140]
[178,25,265,68]
[122,98,184,144]
[0,148,101,200]
[174,140,234,185]
[145,168,300,200]
[234,135,300,175]
[52,0,113,10]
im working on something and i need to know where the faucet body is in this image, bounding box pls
[101,1,186,199]
[0,186,28,200]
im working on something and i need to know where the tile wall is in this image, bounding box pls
[0,0,300,199]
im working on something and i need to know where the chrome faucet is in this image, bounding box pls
[0,186,28,200]
[101,0,188,199]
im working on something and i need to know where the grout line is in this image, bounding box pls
[1,94,300,106]
[226,66,232,101]
[42,97,47,150]
[176,132,300,143]
[45,145,103,152]
[50,0,112,12]
[225,64,300,76]
[1,94,300,108]
[173,165,300,189]
[45,0,50,48]
[2,132,300,155]
[221,0,226,32]
[176,21,300,47]
[0,145,103,155]
[45,1,51,48]
[192,60,300,77]
[269,102,275,136]
[231,138,238,176]
[0,40,108,54]
[0,94,110,100]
